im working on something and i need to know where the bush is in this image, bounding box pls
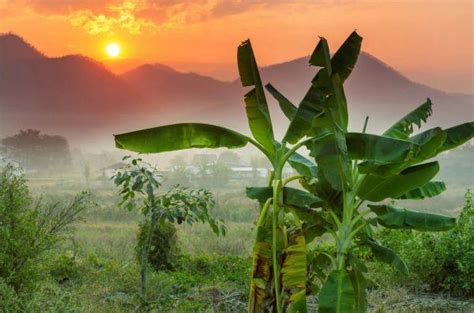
[377,190,474,297]
[136,220,180,271]
[0,164,92,291]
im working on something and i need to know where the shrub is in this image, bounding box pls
[0,164,92,291]
[378,190,473,297]
[136,220,179,271]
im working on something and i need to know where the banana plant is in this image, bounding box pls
[114,31,473,313]
[267,43,474,312]
[114,32,364,312]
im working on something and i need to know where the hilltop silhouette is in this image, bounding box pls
[0,33,472,147]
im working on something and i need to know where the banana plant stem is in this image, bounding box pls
[272,173,283,313]
[283,175,304,186]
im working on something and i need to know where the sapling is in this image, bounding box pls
[112,156,225,300]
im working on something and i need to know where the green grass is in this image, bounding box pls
[4,179,470,312]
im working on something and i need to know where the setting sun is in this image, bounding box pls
[105,43,121,58]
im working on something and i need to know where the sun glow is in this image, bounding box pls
[106,43,121,58]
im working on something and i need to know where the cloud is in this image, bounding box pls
[69,1,159,35]
[210,0,255,18]
[1,0,353,36]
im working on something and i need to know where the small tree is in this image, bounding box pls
[0,164,92,291]
[112,156,225,300]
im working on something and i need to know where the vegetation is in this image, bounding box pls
[0,163,93,311]
[114,31,474,312]
[112,156,225,301]
[136,219,179,271]
[375,190,473,297]
[0,159,472,311]
[1,129,72,173]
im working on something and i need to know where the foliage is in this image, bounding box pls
[1,129,72,174]
[136,220,180,271]
[113,32,473,312]
[0,164,92,291]
[112,156,225,301]
[377,190,473,297]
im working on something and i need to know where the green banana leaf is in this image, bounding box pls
[319,269,356,313]
[349,268,368,313]
[368,204,456,231]
[327,30,363,83]
[287,152,319,178]
[114,123,249,153]
[310,37,332,73]
[366,239,408,274]
[346,132,419,163]
[437,122,474,153]
[383,99,432,139]
[312,132,351,191]
[265,83,297,120]
[283,32,362,144]
[282,230,308,312]
[305,72,351,191]
[237,40,275,153]
[246,187,324,208]
[356,161,440,201]
[356,128,444,175]
[394,181,446,199]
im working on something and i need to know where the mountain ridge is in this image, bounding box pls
[0,33,472,148]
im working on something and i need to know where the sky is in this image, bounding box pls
[0,0,472,93]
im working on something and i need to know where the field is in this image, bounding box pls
[0,172,468,312]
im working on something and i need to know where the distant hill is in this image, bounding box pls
[0,33,45,62]
[254,52,473,132]
[0,34,144,142]
[0,33,472,148]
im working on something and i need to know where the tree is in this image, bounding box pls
[112,156,225,302]
[113,32,473,312]
[1,129,71,174]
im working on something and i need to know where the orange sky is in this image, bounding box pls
[1,0,472,93]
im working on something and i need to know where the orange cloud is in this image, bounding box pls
[69,1,158,35]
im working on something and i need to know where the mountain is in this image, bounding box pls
[121,64,239,123]
[0,33,472,148]
[0,33,45,62]
[254,52,473,132]
[0,34,144,143]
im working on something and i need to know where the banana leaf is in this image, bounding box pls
[246,186,324,208]
[437,122,474,153]
[282,230,308,312]
[394,181,446,199]
[248,212,273,312]
[319,269,356,313]
[368,204,456,231]
[114,123,249,153]
[356,161,440,201]
[238,40,275,153]
[349,268,368,313]
[383,99,432,139]
[284,32,362,144]
[358,127,446,175]
[346,132,419,163]
[365,239,408,274]
[265,83,297,120]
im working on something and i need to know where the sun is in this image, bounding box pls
[106,43,121,58]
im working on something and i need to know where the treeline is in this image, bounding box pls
[0,129,71,175]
